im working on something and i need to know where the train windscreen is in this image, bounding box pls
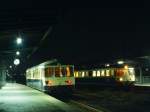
[45,66,74,77]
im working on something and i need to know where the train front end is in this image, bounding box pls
[115,65,136,86]
[43,65,75,94]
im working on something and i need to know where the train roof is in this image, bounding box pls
[26,59,58,70]
[74,64,134,71]
[26,59,74,71]
[38,59,58,66]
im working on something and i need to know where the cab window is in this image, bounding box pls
[55,67,61,77]
[45,67,54,77]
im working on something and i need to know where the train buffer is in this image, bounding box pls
[0,83,78,112]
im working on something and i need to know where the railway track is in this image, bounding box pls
[69,100,104,112]
[70,92,111,112]
[48,85,150,112]
[46,92,105,112]
[71,86,150,112]
[46,85,150,112]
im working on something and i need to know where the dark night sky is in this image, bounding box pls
[39,5,149,65]
[0,1,149,68]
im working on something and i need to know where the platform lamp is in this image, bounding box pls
[14,59,20,66]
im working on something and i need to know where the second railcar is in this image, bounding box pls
[74,65,135,86]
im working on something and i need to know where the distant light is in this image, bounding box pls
[106,64,110,67]
[9,66,12,69]
[145,68,149,71]
[16,51,20,55]
[119,77,123,81]
[117,61,124,64]
[124,65,128,69]
[14,59,20,65]
[16,37,22,44]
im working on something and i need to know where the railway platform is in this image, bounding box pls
[0,83,79,112]
[135,83,150,86]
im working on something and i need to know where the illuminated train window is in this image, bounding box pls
[101,70,105,76]
[66,66,70,77]
[85,71,89,77]
[26,70,31,79]
[31,70,33,79]
[128,68,134,75]
[116,69,124,77]
[110,70,114,76]
[97,71,100,77]
[75,72,79,77]
[106,70,110,76]
[78,72,82,77]
[34,69,39,79]
[61,67,66,77]
[67,66,74,77]
[92,71,96,77]
[55,67,60,77]
[53,66,73,77]
[81,72,85,77]
[45,67,54,77]
[61,67,68,77]
[32,69,35,79]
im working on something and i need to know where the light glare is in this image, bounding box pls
[16,38,22,44]
[9,66,12,68]
[119,77,123,81]
[124,65,128,69]
[117,61,124,64]
[16,51,20,55]
[14,59,20,65]
[106,64,110,67]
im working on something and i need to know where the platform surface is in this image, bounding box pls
[0,83,79,112]
[135,83,150,86]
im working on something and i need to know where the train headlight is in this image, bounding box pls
[46,80,53,86]
[65,80,72,85]
[119,77,123,81]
